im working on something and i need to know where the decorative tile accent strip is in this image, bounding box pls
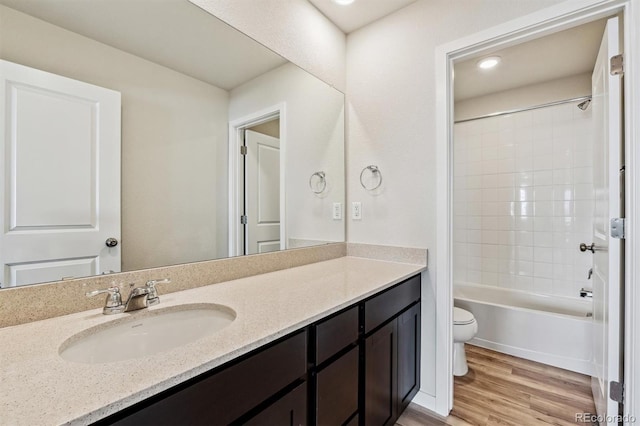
[0,243,346,328]
[347,243,428,266]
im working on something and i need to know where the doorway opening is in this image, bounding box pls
[449,14,622,423]
[242,119,281,255]
[433,1,639,421]
[228,104,286,257]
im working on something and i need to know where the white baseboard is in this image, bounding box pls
[469,338,594,376]
[410,389,442,415]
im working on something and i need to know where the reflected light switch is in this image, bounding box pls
[332,202,342,220]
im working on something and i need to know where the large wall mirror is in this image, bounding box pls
[0,0,345,288]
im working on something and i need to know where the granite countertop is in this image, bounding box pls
[0,256,425,426]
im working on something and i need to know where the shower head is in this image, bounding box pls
[577,99,591,110]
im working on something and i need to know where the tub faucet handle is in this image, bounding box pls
[579,243,595,253]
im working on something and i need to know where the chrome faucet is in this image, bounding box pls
[123,285,152,312]
[580,288,593,298]
[86,286,124,315]
[86,278,171,314]
[145,278,171,306]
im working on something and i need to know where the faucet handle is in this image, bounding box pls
[86,286,124,314]
[146,278,171,305]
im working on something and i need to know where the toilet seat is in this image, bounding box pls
[454,307,475,325]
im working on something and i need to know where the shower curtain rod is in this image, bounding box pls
[454,95,592,124]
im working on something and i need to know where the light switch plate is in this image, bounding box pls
[352,202,362,220]
[332,202,342,220]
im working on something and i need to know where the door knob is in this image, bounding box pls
[579,243,595,253]
[105,238,119,247]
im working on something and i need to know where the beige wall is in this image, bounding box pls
[0,5,229,271]
[189,0,346,92]
[230,63,345,245]
[455,73,591,121]
[345,0,567,398]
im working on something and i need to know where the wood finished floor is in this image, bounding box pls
[395,345,597,426]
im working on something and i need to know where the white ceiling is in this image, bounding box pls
[454,19,607,101]
[308,0,417,33]
[0,0,287,91]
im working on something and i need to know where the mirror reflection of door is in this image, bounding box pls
[0,60,121,287]
[243,122,280,255]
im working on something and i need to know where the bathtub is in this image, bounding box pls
[454,283,594,375]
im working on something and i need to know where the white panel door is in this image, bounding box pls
[0,60,121,287]
[590,17,623,423]
[245,130,280,255]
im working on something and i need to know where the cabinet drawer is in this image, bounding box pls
[315,306,358,364]
[316,347,359,426]
[108,330,307,426]
[364,275,420,333]
[246,382,307,426]
[345,414,358,426]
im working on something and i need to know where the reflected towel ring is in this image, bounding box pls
[360,165,382,191]
[309,171,327,194]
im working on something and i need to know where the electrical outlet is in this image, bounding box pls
[352,202,362,220]
[332,202,342,220]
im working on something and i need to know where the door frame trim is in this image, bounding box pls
[432,0,639,417]
[228,103,287,257]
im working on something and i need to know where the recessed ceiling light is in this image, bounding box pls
[332,0,355,5]
[477,56,501,70]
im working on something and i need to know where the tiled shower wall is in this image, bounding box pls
[453,101,594,298]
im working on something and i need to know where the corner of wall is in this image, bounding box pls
[188,0,346,92]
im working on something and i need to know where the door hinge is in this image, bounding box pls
[610,381,624,403]
[240,215,248,225]
[240,145,247,156]
[611,218,625,239]
[610,54,624,76]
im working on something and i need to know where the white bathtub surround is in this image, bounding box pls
[453,100,594,298]
[454,283,593,375]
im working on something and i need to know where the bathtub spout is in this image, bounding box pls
[580,288,593,298]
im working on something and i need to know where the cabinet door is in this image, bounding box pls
[397,303,421,413]
[364,320,397,426]
[245,382,307,426]
[364,275,420,333]
[105,331,306,425]
[316,347,359,425]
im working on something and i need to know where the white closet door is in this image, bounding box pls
[0,60,121,287]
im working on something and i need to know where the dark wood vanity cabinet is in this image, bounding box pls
[397,303,421,413]
[101,330,307,426]
[245,382,307,426]
[97,274,421,426]
[312,306,360,426]
[363,275,421,426]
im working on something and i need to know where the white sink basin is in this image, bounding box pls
[59,304,236,364]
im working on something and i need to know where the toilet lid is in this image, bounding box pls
[454,307,475,325]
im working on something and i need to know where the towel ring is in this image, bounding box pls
[309,171,327,194]
[360,165,382,191]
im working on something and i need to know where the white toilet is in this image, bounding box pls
[453,307,478,376]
